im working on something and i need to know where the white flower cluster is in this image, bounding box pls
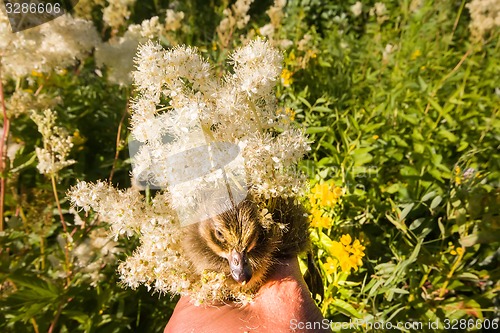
[95,11,185,85]
[217,0,254,46]
[165,9,185,32]
[0,12,99,79]
[5,89,60,118]
[409,0,422,13]
[259,0,287,42]
[74,0,106,19]
[243,130,309,199]
[73,228,122,286]
[350,2,363,17]
[102,0,136,31]
[466,0,500,41]
[31,109,75,175]
[130,39,308,205]
[68,181,228,303]
[69,39,309,303]
[370,2,389,24]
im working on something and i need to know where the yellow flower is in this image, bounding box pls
[306,49,317,59]
[328,234,365,273]
[373,135,379,140]
[281,68,294,87]
[324,257,338,275]
[309,208,331,228]
[31,70,43,77]
[310,183,342,207]
[340,234,352,246]
[350,239,365,258]
[285,107,296,121]
[411,49,421,60]
[450,245,465,256]
[72,130,87,147]
[454,166,462,185]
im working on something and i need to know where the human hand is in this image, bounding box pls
[164,257,331,333]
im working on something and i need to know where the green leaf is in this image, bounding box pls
[384,183,400,194]
[400,165,419,176]
[62,310,91,325]
[389,288,409,294]
[318,59,331,67]
[399,203,414,222]
[311,106,333,113]
[418,76,428,91]
[298,96,312,108]
[375,263,396,275]
[330,299,362,318]
[428,168,444,182]
[421,191,436,202]
[438,129,458,142]
[409,218,424,230]
[352,152,373,166]
[430,195,442,209]
[306,126,329,134]
[460,232,500,247]
[10,151,37,173]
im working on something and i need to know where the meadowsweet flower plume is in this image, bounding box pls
[350,2,363,17]
[466,0,500,42]
[31,109,76,176]
[5,89,60,118]
[95,11,185,85]
[74,0,107,19]
[0,11,99,79]
[72,227,122,287]
[102,0,136,31]
[217,0,255,47]
[258,0,288,47]
[370,2,389,24]
[69,39,309,303]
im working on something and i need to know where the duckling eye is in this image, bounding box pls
[214,229,225,242]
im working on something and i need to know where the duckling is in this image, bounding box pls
[181,196,319,295]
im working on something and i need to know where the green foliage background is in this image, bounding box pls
[0,0,498,332]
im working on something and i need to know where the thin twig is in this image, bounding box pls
[439,247,465,298]
[47,302,62,333]
[48,297,72,333]
[109,94,129,183]
[451,0,466,41]
[439,49,471,87]
[51,174,71,285]
[0,65,10,231]
[30,317,40,333]
[51,175,67,232]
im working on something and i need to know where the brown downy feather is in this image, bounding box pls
[181,195,323,298]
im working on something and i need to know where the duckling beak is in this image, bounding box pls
[229,249,252,284]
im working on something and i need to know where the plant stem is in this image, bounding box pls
[48,298,72,333]
[51,174,71,285]
[109,91,129,182]
[30,317,40,333]
[0,66,9,231]
[439,247,465,298]
[438,49,471,88]
[451,0,466,41]
[51,174,67,232]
